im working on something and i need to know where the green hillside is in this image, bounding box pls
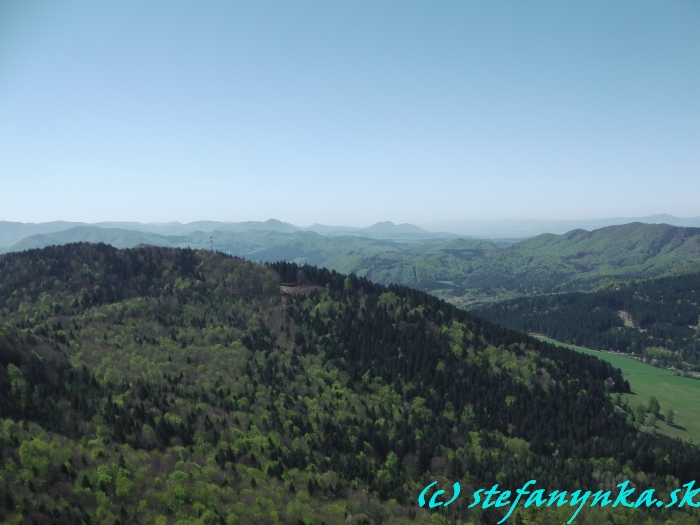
[533,337,700,444]
[475,272,700,367]
[1,244,700,524]
[1,227,403,263]
[1,226,174,251]
[5,224,700,307]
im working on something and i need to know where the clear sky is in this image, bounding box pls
[1,1,698,226]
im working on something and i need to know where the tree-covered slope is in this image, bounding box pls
[5,223,700,305]
[0,227,404,263]
[0,244,699,524]
[329,223,700,305]
[0,221,89,248]
[1,226,174,252]
[475,272,700,369]
[451,222,700,294]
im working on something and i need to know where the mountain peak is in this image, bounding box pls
[363,221,427,233]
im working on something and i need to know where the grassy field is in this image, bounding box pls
[535,336,700,443]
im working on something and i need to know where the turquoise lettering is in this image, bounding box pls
[679,481,700,508]
[495,490,511,508]
[443,482,461,506]
[567,490,591,524]
[634,489,657,508]
[417,481,437,507]
[612,481,635,508]
[524,489,547,508]
[429,489,445,508]
[547,490,568,507]
[498,480,536,525]
[483,484,501,509]
[468,488,484,508]
[666,488,681,508]
[590,490,612,507]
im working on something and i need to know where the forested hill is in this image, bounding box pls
[361,222,700,292]
[475,272,700,370]
[5,223,700,307]
[1,243,699,524]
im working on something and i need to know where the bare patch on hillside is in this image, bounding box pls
[280,284,322,295]
[617,310,646,332]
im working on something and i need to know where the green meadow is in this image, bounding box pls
[535,336,700,443]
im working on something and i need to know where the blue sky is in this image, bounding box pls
[1,1,698,226]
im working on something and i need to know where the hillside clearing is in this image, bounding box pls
[534,335,700,443]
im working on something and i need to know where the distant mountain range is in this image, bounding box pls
[4,214,700,249]
[422,214,700,238]
[336,222,700,294]
[0,219,458,248]
[0,226,425,260]
[3,220,700,303]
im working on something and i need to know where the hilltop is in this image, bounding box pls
[5,223,700,308]
[1,244,699,524]
[0,220,458,250]
[423,214,700,238]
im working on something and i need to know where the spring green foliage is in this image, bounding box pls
[666,409,675,426]
[476,272,700,366]
[533,336,700,444]
[0,244,699,524]
[5,222,700,308]
[648,396,661,416]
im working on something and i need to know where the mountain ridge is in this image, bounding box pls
[4,223,700,307]
[4,214,700,248]
[1,243,699,524]
[422,214,700,238]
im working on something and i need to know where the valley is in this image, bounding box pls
[476,272,700,369]
[534,336,700,444]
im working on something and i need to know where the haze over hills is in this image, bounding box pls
[0,219,458,248]
[1,226,406,261]
[3,214,700,249]
[0,219,301,246]
[5,222,700,308]
[0,220,88,248]
[422,214,700,238]
[0,226,174,252]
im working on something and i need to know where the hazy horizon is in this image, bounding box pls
[2,1,698,225]
[2,212,700,235]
